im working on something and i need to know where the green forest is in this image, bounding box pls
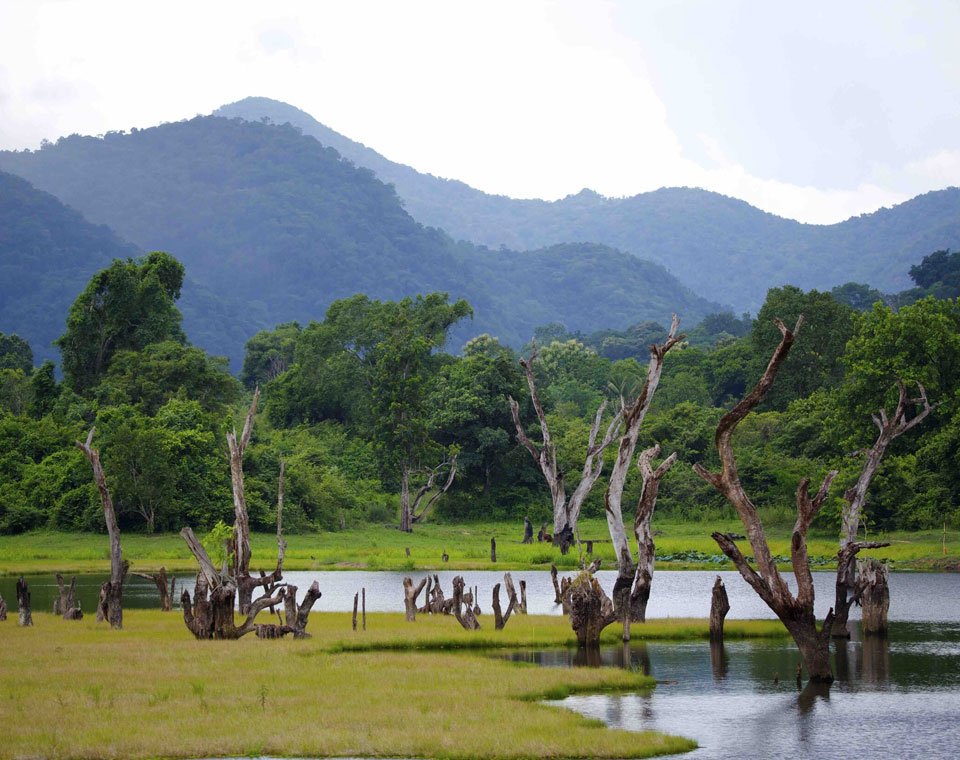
[2,248,958,537]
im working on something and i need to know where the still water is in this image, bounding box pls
[524,621,960,759]
[2,569,957,622]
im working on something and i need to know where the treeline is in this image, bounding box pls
[1,251,959,535]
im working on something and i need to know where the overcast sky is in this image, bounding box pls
[1,0,958,224]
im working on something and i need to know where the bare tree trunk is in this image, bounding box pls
[858,559,890,636]
[16,576,32,627]
[550,564,562,605]
[0,593,6,621]
[490,537,497,563]
[694,317,853,683]
[403,576,427,622]
[400,465,412,533]
[54,573,79,616]
[452,576,480,630]
[834,381,933,637]
[353,592,359,631]
[522,517,533,544]
[709,576,730,642]
[135,567,172,611]
[76,428,125,629]
[569,573,616,646]
[519,580,528,614]
[509,340,622,554]
[492,574,518,630]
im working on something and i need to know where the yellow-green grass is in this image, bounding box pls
[0,611,727,760]
[2,519,957,576]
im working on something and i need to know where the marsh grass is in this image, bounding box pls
[1,519,955,575]
[0,611,714,760]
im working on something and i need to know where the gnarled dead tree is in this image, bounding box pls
[452,576,480,630]
[832,380,933,636]
[857,559,890,636]
[570,317,682,644]
[181,397,319,640]
[693,317,881,683]
[401,455,458,531]
[134,567,174,612]
[16,577,31,626]
[76,428,126,629]
[509,340,622,553]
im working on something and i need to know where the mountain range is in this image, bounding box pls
[0,117,720,367]
[215,97,960,309]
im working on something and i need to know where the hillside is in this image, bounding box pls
[0,171,136,363]
[0,118,721,368]
[213,97,960,309]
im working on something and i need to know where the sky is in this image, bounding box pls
[0,0,958,224]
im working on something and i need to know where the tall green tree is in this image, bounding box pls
[56,251,186,393]
[0,333,33,372]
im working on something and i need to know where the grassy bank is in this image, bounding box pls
[1,518,957,575]
[0,611,789,760]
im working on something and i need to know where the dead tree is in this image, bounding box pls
[401,455,458,532]
[570,317,683,644]
[54,573,83,620]
[16,577,32,627]
[492,573,519,630]
[452,576,480,630]
[509,340,622,553]
[832,380,933,636]
[519,580,528,614]
[522,516,533,544]
[76,428,126,630]
[693,317,881,683]
[0,593,6,621]
[550,564,573,613]
[709,576,730,642]
[134,567,174,611]
[490,537,497,562]
[181,398,319,640]
[403,576,427,621]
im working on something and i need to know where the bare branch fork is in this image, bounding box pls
[410,455,458,524]
[76,427,127,629]
[509,338,623,553]
[693,316,862,683]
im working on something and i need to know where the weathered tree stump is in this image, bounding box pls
[54,573,83,619]
[490,537,497,563]
[403,576,427,622]
[538,522,549,543]
[550,564,562,604]
[16,576,32,627]
[569,571,615,646]
[473,585,481,616]
[452,576,480,630]
[441,550,449,563]
[858,559,890,636]
[352,592,359,631]
[709,576,730,642]
[362,587,366,630]
[134,567,173,611]
[0,593,6,621]
[518,579,528,614]
[522,517,533,544]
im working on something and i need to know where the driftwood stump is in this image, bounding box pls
[16,576,32,627]
[709,576,730,641]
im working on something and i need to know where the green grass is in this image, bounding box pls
[1,518,957,575]
[0,610,744,759]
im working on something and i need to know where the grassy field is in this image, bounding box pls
[0,611,787,760]
[1,518,957,576]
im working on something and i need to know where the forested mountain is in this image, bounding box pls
[0,117,720,368]
[0,171,137,363]
[214,97,960,310]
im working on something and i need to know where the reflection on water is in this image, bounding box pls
[512,622,960,759]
